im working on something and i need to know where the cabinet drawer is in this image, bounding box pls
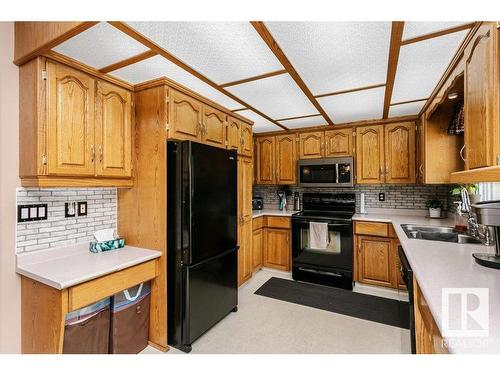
[68,259,158,311]
[253,216,264,230]
[355,221,389,237]
[266,216,291,229]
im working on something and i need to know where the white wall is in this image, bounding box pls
[0,21,21,353]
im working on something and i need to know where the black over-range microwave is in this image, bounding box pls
[297,157,354,188]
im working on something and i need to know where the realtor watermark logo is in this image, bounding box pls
[441,288,489,338]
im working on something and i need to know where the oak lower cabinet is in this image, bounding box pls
[354,220,403,289]
[238,218,253,286]
[264,228,291,271]
[19,57,134,187]
[356,122,416,184]
[252,228,263,272]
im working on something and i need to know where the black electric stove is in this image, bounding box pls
[291,193,355,290]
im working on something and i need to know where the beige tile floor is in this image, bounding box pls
[142,269,411,354]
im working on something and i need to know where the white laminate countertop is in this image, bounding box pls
[354,211,500,354]
[16,243,162,290]
[252,209,298,218]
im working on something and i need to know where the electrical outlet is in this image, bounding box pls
[378,192,385,202]
[78,201,87,216]
[65,202,76,217]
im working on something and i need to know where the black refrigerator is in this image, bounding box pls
[167,140,238,353]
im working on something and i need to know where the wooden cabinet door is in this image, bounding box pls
[264,228,290,271]
[240,122,253,157]
[298,131,324,159]
[464,24,497,169]
[325,128,352,157]
[46,61,95,176]
[202,106,226,148]
[357,235,393,288]
[238,218,253,286]
[95,81,132,178]
[356,125,384,184]
[416,119,426,184]
[393,240,406,290]
[168,90,202,141]
[255,136,275,184]
[384,122,416,183]
[275,134,296,184]
[252,228,263,272]
[237,157,253,286]
[238,157,253,221]
[226,116,241,152]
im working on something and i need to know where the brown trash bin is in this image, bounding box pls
[63,299,110,354]
[109,282,151,354]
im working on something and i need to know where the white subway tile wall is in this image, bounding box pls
[253,184,452,211]
[16,188,117,253]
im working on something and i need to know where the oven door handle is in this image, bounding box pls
[293,220,351,227]
[298,267,343,278]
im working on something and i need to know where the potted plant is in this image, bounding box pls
[426,199,444,218]
[451,184,481,204]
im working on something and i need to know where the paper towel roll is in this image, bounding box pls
[360,193,366,214]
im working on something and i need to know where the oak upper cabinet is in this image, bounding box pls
[226,116,241,152]
[95,81,132,178]
[275,134,296,184]
[264,228,290,271]
[325,128,353,157]
[255,136,275,184]
[168,89,202,141]
[298,131,324,159]
[384,122,416,184]
[464,23,498,170]
[202,106,226,148]
[356,125,384,184]
[356,235,394,288]
[46,61,96,176]
[240,122,253,157]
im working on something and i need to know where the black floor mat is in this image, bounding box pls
[254,277,409,329]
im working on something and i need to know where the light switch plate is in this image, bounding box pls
[17,204,48,222]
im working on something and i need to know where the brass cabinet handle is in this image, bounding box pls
[90,145,95,163]
[385,165,389,177]
[99,145,103,163]
[358,242,361,254]
[379,166,383,178]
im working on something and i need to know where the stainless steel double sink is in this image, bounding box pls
[401,224,481,244]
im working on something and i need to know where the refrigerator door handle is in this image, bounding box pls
[186,247,239,268]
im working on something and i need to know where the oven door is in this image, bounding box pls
[292,218,353,271]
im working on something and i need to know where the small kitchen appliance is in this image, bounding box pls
[297,157,354,188]
[252,197,264,210]
[470,200,500,269]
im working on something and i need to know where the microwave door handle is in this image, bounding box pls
[335,164,339,184]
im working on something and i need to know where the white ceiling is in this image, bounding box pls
[225,73,317,120]
[126,22,284,84]
[51,21,473,133]
[53,22,149,69]
[265,22,391,94]
[318,86,386,124]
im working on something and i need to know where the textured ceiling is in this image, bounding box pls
[52,21,471,133]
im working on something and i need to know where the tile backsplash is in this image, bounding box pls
[253,184,452,211]
[16,188,117,253]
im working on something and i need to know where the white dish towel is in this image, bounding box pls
[308,222,329,250]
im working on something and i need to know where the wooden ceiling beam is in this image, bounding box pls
[390,98,428,106]
[107,21,289,131]
[250,21,334,126]
[98,49,157,73]
[401,22,476,46]
[220,69,287,88]
[315,83,386,98]
[276,113,322,122]
[382,21,405,119]
[231,108,248,112]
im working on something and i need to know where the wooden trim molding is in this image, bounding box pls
[108,21,289,131]
[250,21,334,126]
[98,49,157,73]
[232,108,247,113]
[315,83,386,98]
[401,22,476,46]
[219,69,287,88]
[14,21,99,66]
[383,22,405,119]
